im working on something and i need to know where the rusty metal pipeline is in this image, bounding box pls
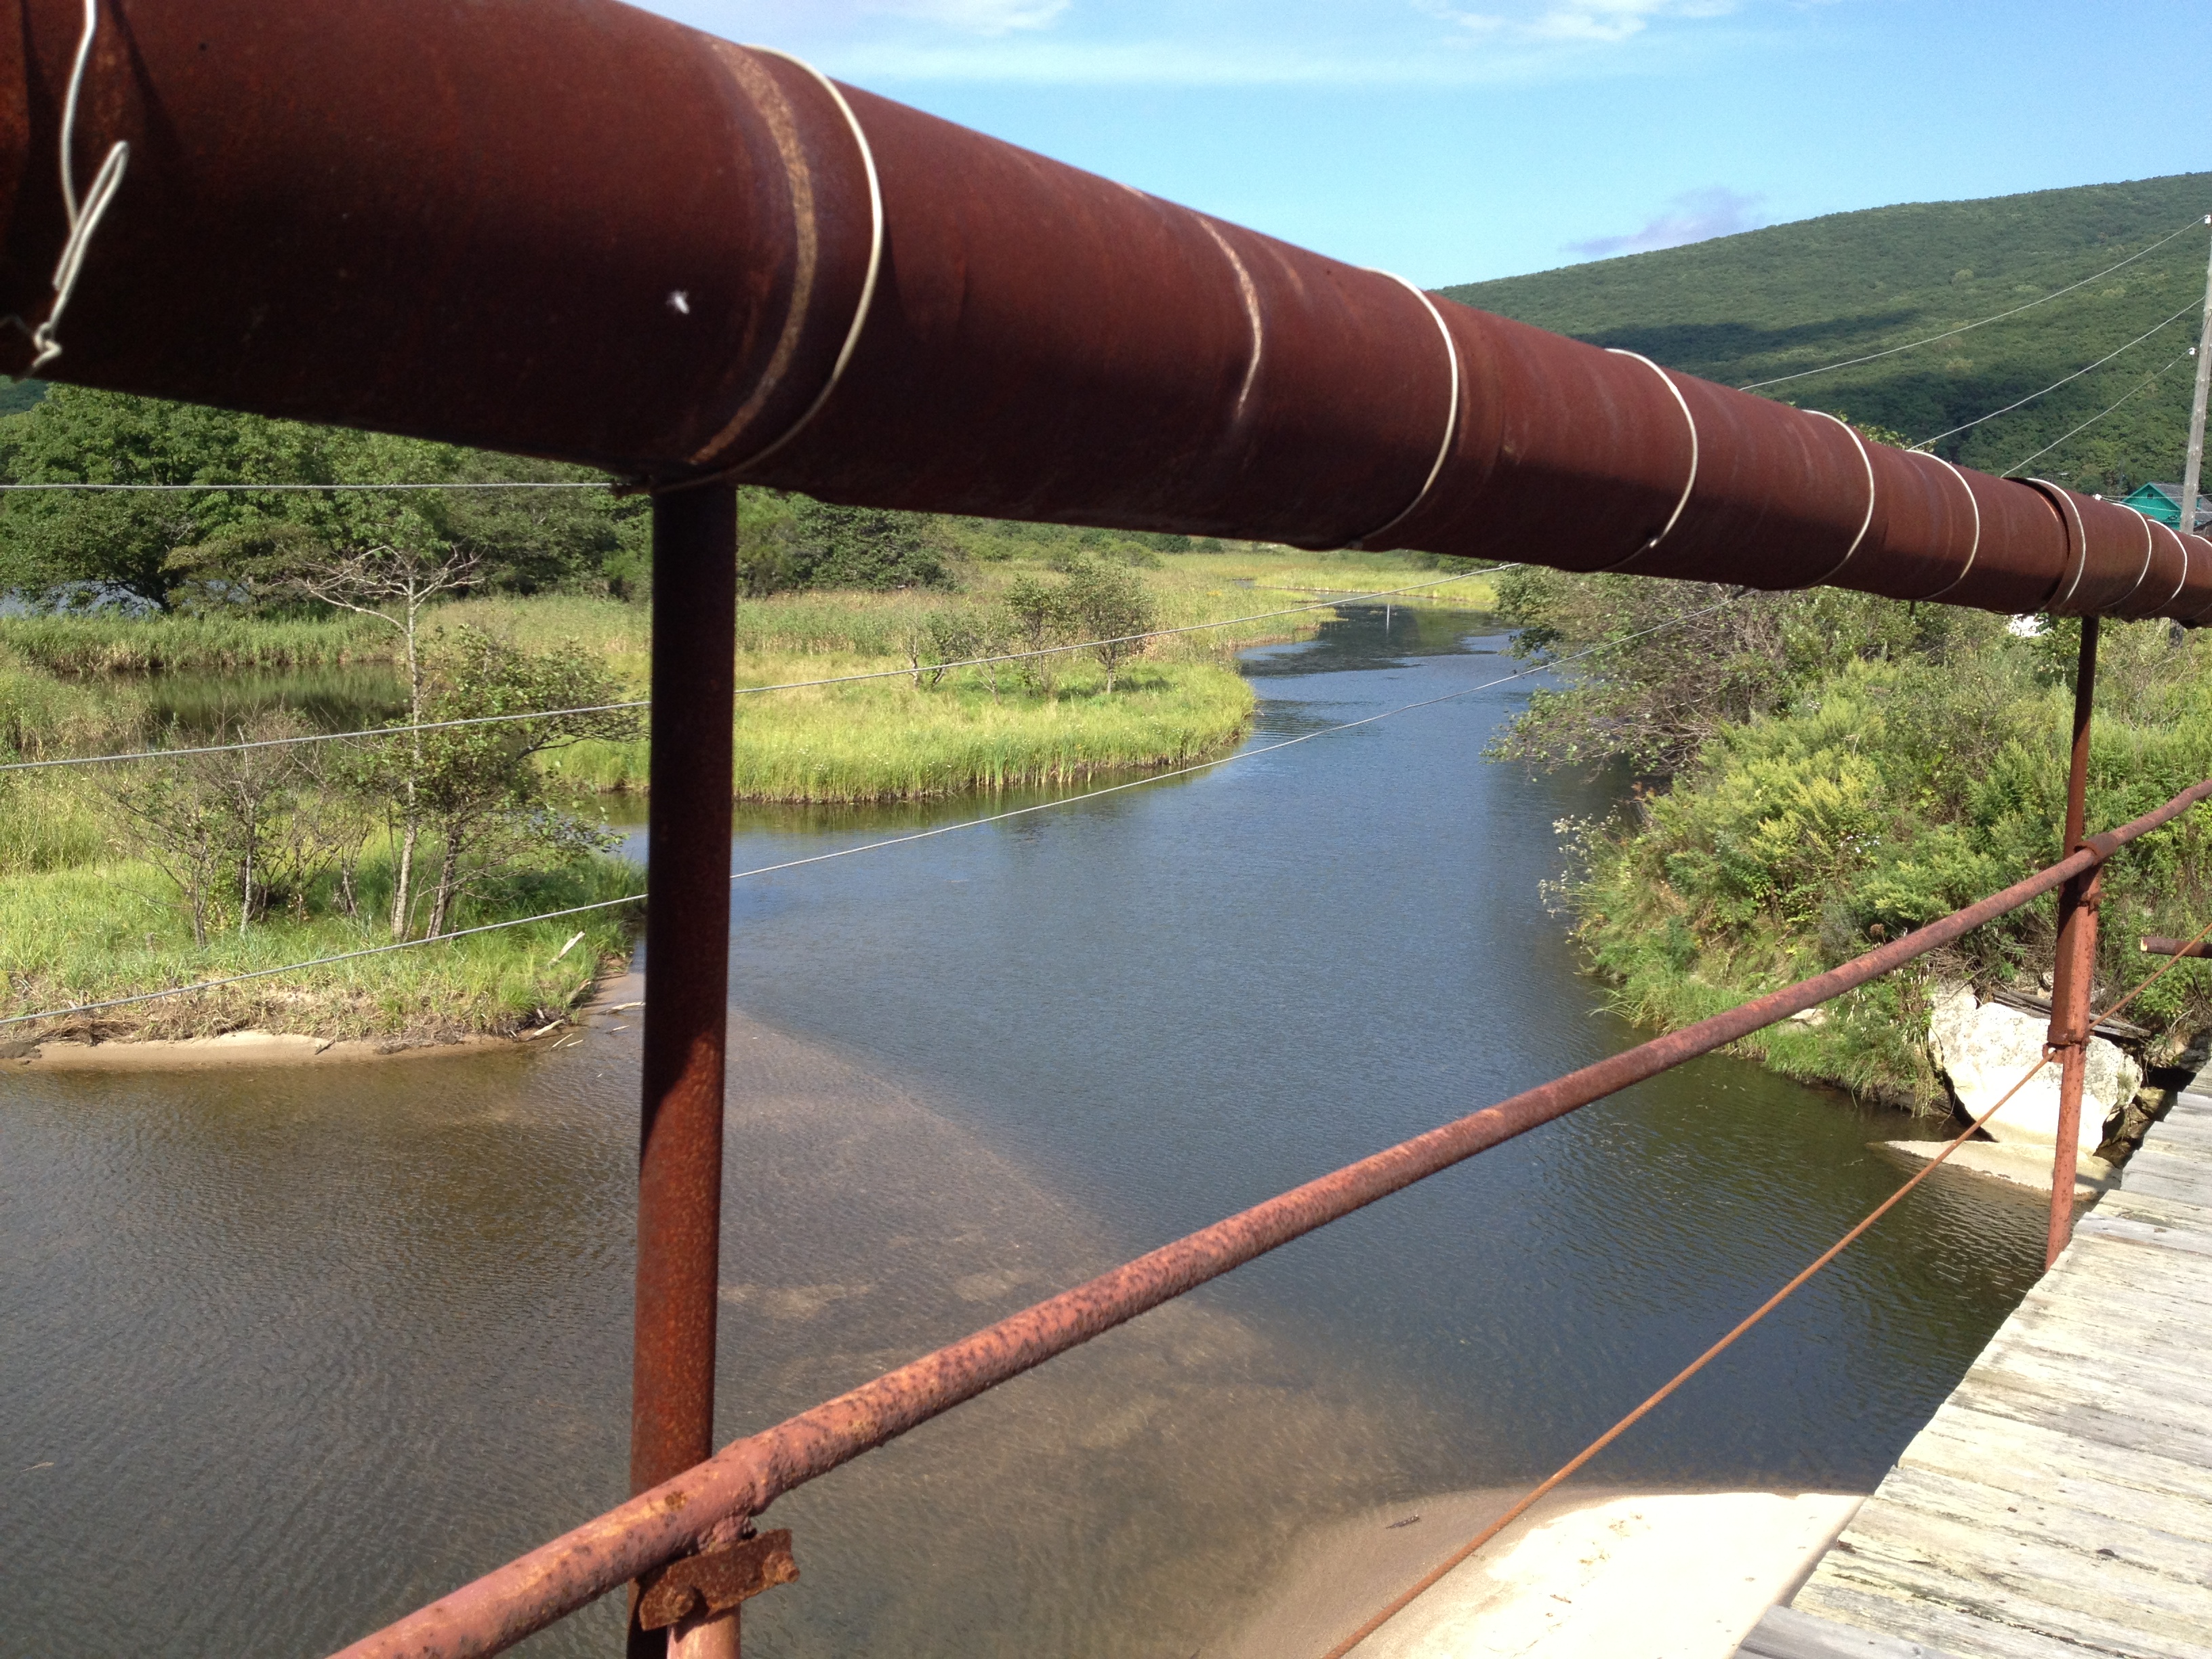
[2,0,2208,619]
[329,775,2212,1658]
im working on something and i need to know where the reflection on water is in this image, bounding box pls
[0,605,2045,1658]
[142,663,407,739]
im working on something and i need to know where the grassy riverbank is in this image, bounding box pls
[1,548,1495,801]
[0,840,642,1044]
[1,547,1495,1043]
[1518,579,2212,1111]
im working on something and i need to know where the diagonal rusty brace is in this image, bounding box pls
[635,1530,798,1631]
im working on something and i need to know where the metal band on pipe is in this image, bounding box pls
[1595,349,1698,571]
[2030,477,2092,613]
[718,46,884,478]
[1804,410,1877,586]
[1351,270,1462,551]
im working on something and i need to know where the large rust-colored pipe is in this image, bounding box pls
[3,0,2209,620]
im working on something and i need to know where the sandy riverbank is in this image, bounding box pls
[1220,1486,1864,1659]
[3,1023,572,1069]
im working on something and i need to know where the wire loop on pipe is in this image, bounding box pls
[2140,518,2190,617]
[1350,271,1462,552]
[1595,350,1698,571]
[1914,452,1982,602]
[2027,477,2092,613]
[1803,409,1878,586]
[18,0,128,374]
[2108,502,2157,615]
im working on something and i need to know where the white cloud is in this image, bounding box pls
[1413,0,1739,46]
[651,0,1770,85]
[1565,186,1766,256]
[863,0,1068,34]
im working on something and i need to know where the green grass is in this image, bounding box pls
[551,659,1254,801]
[453,550,1491,801]
[0,646,149,760]
[0,842,643,1043]
[0,611,390,673]
[1561,622,2212,1109]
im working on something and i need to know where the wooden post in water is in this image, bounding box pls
[2044,615,2101,1269]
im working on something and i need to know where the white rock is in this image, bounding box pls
[1927,985,2139,1153]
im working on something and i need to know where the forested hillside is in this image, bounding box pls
[1443,171,2212,492]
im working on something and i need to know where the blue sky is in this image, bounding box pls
[632,0,2212,287]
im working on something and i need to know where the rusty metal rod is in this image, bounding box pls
[632,486,740,1658]
[3,0,2211,623]
[328,774,2212,1659]
[2139,935,2212,958]
[2045,617,2102,1267]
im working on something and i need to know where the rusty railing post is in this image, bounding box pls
[632,485,739,1658]
[2044,615,2101,1268]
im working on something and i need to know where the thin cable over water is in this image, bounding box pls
[0,592,1726,1029]
[0,565,1511,773]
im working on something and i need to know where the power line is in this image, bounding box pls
[0,565,1513,773]
[1910,302,2198,451]
[2001,350,2196,478]
[0,592,1731,1031]
[1739,213,2209,394]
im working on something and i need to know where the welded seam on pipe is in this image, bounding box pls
[1596,350,1697,571]
[2034,477,2092,612]
[328,775,2212,1659]
[1350,271,1462,552]
[708,46,884,480]
[1804,410,1877,586]
[1914,452,1982,602]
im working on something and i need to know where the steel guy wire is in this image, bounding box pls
[1316,905,2212,1659]
[1910,302,2199,451]
[0,590,1732,1030]
[1738,213,2210,394]
[2001,350,2196,479]
[0,565,1515,773]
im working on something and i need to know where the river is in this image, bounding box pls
[1,605,2047,1657]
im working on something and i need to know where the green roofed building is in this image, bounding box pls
[2119,483,2212,533]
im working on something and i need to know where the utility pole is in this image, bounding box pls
[2181,214,2212,539]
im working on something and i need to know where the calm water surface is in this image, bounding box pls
[1,607,2046,1657]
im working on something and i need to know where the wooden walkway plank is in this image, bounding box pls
[1735,1095,2212,1659]
[1737,1605,1963,1658]
[1801,1492,2212,1651]
[1898,1411,2212,1542]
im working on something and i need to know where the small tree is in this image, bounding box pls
[1062,558,1158,692]
[101,709,366,945]
[398,628,640,938]
[1002,575,1073,697]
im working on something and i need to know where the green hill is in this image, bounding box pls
[1441,171,2212,493]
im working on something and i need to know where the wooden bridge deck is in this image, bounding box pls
[1736,1091,2212,1659]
